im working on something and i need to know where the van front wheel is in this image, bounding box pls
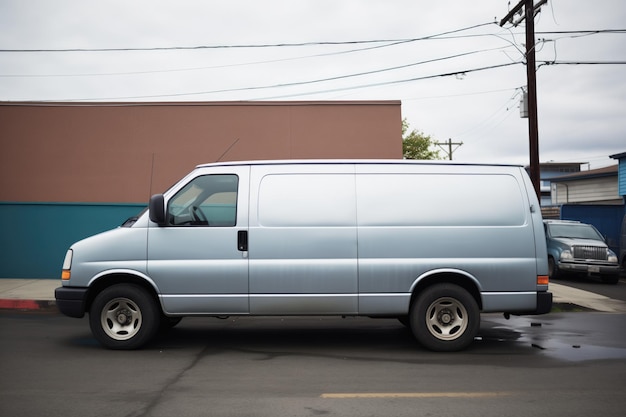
[410,284,479,352]
[89,284,160,350]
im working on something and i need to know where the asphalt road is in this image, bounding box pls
[1,311,626,417]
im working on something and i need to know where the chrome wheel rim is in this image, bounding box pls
[425,297,468,341]
[100,297,142,341]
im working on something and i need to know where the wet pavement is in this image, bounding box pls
[479,312,626,362]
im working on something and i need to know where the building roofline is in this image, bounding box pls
[549,164,617,182]
[538,162,586,167]
[0,100,402,108]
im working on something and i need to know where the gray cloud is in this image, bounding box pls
[1,0,624,168]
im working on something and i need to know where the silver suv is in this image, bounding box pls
[544,220,620,284]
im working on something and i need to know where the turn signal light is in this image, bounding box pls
[62,270,71,280]
[537,275,549,285]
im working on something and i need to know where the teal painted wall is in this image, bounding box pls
[0,202,145,279]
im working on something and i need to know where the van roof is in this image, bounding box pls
[196,159,523,169]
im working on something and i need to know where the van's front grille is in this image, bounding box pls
[573,245,607,261]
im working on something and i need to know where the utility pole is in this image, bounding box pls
[500,0,546,200]
[434,139,463,161]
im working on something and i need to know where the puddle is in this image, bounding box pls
[528,340,626,362]
[481,314,626,362]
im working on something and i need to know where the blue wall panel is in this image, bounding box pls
[0,203,145,279]
[618,159,626,196]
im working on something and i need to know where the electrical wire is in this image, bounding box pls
[2,19,624,101]
[0,23,496,53]
[51,62,520,102]
[1,28,622,54]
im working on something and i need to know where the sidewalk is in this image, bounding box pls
[0,279,59,311]
[1,279,626,313]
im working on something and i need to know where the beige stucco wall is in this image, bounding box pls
[0,101,401,203]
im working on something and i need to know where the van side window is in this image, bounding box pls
[167,174,238,227]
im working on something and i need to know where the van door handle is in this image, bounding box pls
[237,230,248,251]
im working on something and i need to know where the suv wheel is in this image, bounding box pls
[548,257,560,279]
[600,275,620,285]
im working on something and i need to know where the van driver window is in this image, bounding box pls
[167,174,238,227]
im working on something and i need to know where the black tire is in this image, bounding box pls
[409,283,480,352]
[600,275,620,284]
[548,257,560,280]
[89,284,160,350]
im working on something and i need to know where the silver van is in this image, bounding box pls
[55,160,552,351]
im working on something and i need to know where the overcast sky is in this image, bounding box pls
[1,0,624,168]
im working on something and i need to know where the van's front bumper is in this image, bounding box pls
[55,287,88,318]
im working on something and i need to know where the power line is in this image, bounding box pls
[0,45,512,79]
[1,28,622,54]
[539,60,626,65]
[536,29,626,35]
[404,86,519,101]
[38,62,520,102]
[3,13,623,102]
[0,41,417,78]
[0,23,495,53]
[452,90,523,141]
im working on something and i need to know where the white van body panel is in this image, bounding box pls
[248,163,358,314]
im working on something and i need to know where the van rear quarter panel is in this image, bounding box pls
[354,164,537,296]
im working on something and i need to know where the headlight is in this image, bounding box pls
[608,249,618,263]
[62,249,73,280]
[560,249,573,260]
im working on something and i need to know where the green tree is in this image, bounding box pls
[402,118,440,160]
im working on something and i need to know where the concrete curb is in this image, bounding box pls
[0,279,59,313]
[0,299,58,312]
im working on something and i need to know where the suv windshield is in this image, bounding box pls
[548,223,603,240]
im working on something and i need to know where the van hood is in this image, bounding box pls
[70,227,148,263]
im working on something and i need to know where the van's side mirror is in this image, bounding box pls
[149,194,166,225]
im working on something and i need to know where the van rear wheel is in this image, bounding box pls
[89,284,160,350]
[410,284,479,352]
